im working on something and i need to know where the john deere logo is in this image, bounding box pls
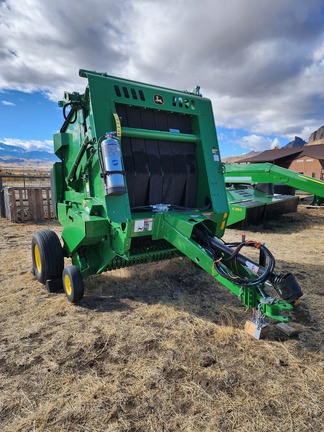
[153,94,164,105]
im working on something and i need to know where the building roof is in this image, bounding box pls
[300,144,324,160]
[237,147,303,163]
[237,144,324,163]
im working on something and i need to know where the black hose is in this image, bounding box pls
[193,228,276,287]
[213,241,275,286]
[68,139,93,182]
[97,135,107,174]
[63,102,87,134]
[63,102,77,124]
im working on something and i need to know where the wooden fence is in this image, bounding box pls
[2,186,53,222]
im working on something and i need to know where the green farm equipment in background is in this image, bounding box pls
[32,70,303,325]
[224,163,324,227]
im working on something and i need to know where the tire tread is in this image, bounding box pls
[32,230,64,284]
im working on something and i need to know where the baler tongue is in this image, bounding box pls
[31,69,303,330]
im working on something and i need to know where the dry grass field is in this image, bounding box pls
[0,206,323,432]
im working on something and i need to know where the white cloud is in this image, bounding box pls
[0,0,323,142]
[271,138,281,149]
[2,138,53,152]
[241,135,280,152]
[1,100,15,106]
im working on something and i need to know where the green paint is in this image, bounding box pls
[225,163,324,197]
[225,163,324,226]
[52,69,302,322]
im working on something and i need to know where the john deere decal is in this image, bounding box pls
[153,94,164,105]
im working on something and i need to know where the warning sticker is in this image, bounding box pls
[245,261,259,275]
[212,148,220,162]
[86,182,90,198]
[225,176,252,182]
[134,219,153,233]
[113,113,122,137]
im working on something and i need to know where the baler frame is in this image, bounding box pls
[224,163,324,227]
[32,70,303,326]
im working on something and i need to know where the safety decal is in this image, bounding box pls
[85,182,90,198]
[245,261,259,275]
[226,176,252,182]
[113,113,122,137]
[134,219,153,233]
[212,149,220,162]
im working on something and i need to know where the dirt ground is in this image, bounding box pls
[0,206,323,432]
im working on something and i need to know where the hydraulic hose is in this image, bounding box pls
[192,227,275,286]
[62,101,87,134]
[213,240,275,286]
[67,138,93,182]
[63,102,77,124]
[192,226,303,302]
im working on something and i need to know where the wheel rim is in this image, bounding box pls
[64,274,72,296]
[34,244,42,274]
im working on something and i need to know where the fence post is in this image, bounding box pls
[18,189,25,222]
[0,176,5,218]
[3,187,12,221]
[11,188,18,222]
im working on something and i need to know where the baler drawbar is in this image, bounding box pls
[31,70,302,324]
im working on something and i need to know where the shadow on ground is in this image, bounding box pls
[74,257,322,350]
[229,205,323,234]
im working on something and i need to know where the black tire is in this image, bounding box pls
[62,265,84,303]
[31,230,64,285]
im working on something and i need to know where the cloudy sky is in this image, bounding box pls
[0,0,324,157]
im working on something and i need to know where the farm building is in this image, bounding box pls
[237,144,324,180]
[289,145,324,179]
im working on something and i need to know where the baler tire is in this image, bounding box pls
[62,266,84,303]
[31,230,64,285]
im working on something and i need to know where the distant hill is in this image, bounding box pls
[0,142,57,164]
[308,125,324,145]
[1,124,323,167]
[222,150,261,163]
[224,125,324,161]
[282,126,324,147]
[283,136,306,148]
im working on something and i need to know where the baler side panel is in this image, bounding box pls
[191,110,228,217]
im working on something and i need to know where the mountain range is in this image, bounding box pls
[282,125,324,148]
[1,125,323,166]
[0,142,58,165]
[222,125,324,163]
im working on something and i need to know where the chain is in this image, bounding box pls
[238,286,244,300]
[255,303,266,330]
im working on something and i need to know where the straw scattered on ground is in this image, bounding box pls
[0,206,323,431]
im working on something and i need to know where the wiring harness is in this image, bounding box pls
[212,240,275,286]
